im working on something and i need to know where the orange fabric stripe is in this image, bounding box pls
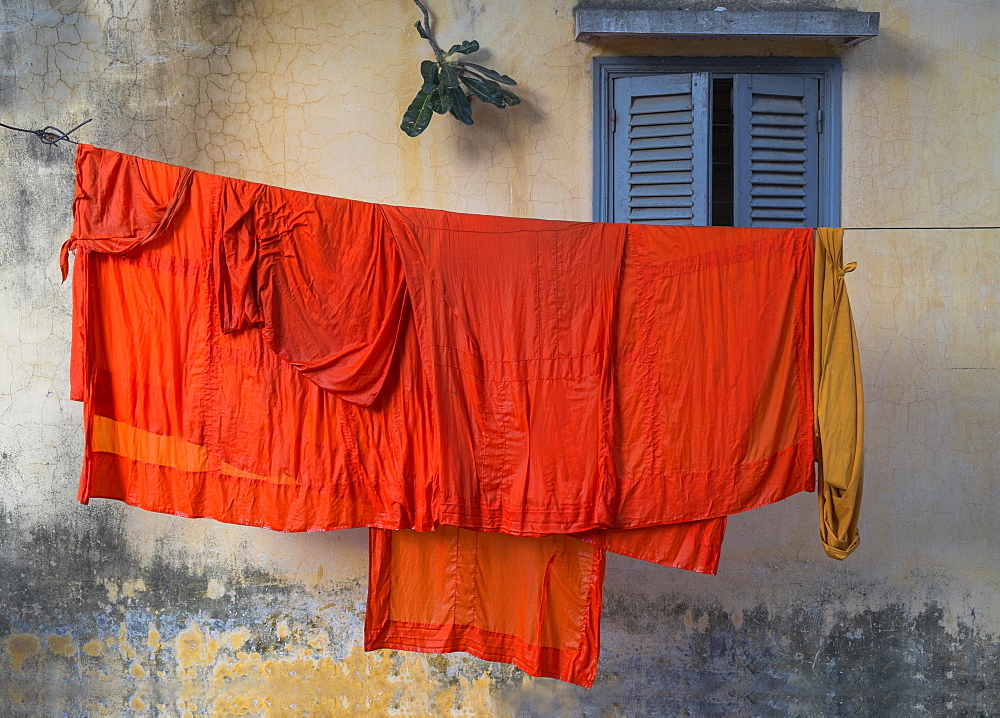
[92,415,302,487]
[92,415,207,473]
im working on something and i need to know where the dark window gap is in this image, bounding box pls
[711,77,734,227]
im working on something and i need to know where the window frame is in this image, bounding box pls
[592,56,842,226]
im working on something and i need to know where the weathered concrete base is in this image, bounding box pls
[3,501,999,715]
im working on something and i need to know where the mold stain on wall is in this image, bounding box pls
[0,503,504,716]
[3,499,999,716]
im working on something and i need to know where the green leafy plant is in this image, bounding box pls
[401,0,520,137]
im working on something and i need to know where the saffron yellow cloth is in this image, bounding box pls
[814,228,864,559]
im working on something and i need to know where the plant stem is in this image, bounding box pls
[412,0,445,61]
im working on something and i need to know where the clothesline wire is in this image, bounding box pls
[0,118,92,145]
[0,125,997,230]
[842,226,998,230]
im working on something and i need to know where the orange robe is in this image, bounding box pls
[62,144,830,687]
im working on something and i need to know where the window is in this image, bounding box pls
[593,58,841,227]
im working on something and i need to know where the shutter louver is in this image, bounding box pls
[734,74,820,227]
[613,73,709,225]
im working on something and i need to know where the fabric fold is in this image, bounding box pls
[218,182,410,406]
[366,527,606,687]
[575,518,726,575]
[607,224,816,527]
[61,149,194,280]
[380,204,627,534]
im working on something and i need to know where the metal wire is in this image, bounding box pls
[0,118,92,145]
[0,121,995,231]
[843,226,999,230]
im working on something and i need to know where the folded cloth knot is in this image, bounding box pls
[838,261,857,277]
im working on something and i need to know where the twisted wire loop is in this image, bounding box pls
[0,118,92,145]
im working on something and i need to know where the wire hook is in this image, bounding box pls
[0,118,92,145]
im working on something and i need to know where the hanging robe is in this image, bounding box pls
[62,144,859,688]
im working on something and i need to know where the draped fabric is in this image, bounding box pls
[814,228,864,559]
[62,144,858,687]
[366,527,607,686]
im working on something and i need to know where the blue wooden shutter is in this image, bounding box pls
[612,73,710,225]
[733,74,820,227]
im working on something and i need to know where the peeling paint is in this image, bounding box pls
[6,635,40,672]
[82,640,103,657]
[206,578,226,599]
[46,633,75,657]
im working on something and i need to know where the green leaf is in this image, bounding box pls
[449,86,474,125]
[429,92,443,114]
[401,88,436,136]
[460,74,506,108]
[434,80,454,114]
[461,62,516,86]
[499,88,520,106]
[445,40,480,56]
[414,20,429,40]
[420,60,438,93]
[480,77,521,106]
[439,62,460,89]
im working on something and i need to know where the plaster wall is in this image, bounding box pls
[0,0,997,715]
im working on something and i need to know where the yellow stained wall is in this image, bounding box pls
[0,0,998,715]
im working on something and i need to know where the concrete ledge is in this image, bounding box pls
[574,9,880,45]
